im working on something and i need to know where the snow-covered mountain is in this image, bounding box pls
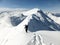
[16,8,60,31]
[23,8,60,31]
[0,8,60,45]
[0,8,60,31]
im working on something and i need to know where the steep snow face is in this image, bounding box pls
[19,8,60,32]
[10,14,26,26]
[46,12,60,24]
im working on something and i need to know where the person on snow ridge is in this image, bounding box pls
[25,25,28,33]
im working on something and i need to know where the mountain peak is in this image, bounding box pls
[31,8,40,11]
[23,8,41,16]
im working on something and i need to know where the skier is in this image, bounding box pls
[25,25,28,33]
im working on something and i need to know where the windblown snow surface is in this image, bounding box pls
[0,8,60,45]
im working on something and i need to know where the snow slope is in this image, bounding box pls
[0,8,60,45]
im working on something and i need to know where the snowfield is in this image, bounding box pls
[0,8,60,45]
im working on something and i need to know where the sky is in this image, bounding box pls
[0,0,60,13]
